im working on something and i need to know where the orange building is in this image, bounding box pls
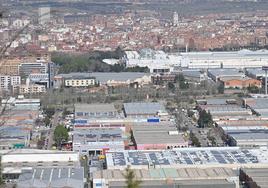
[220,76,261,89]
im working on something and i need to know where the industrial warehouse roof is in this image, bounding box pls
[196,98,237,105]
[58,72,150,84]
[75,103,117,113]
[241,168,268,188]
[0,126,30,139]
[124,102,167,116]
[246,68,266,77]
[181,49,268,59]
[106,147,268,169]
[224,128,268,140]
[199,104,252,116]
[17,167,84,188]
[244,98,268,117]
[208,69,244,77]
[1,149,79,163]
[72,128,124,143]
[93,167,237,188]
[244,98,268,109]
[132,124,187,145]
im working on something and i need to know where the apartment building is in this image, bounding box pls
[65,77,95,87]
[19,84,46,94]
[0,75,21,91]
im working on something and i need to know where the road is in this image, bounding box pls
[44,111,61,149]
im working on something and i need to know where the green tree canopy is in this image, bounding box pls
[53,125,68,147]
[123,166,142,188]
[198,110,213,128]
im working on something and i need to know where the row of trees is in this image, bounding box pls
[52,47,149,73]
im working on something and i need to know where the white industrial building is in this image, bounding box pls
[0,149,80,180]
[181,49,268,69]
[105,147,268,170]
[72,128,125,156]
[124,49,268,71]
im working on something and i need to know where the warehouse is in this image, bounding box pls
[105,147,268,170]
[75,104,119,118]
[1,149,80,180]
[72,128,125,156]
[17,167,85,188]
[198,104,252,121]
[92,167,238,188]
[240,168,268,188]
[131,123,188,150]
[181,49,268,69]
[207,69,244,82]
[222,127,268,148]
[246,68,266,80]
[244,98,268,119]
[123,102,169,120]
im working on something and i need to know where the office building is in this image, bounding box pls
[19,62,47,77]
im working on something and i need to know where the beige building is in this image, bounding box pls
[19,84,46,94]
[65,77,95,87]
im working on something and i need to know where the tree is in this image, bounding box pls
[44,116,51,127]
[247,85,259,94]
[168,82,175,92]
[123,166,142,188]
[198,110,213,128]
[175,74,189,89]
[190,132,201,147]
[217,82,224,94]
[53,125,69,148]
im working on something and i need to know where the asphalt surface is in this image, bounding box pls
[45,111,61,149]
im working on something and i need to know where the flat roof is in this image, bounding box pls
[246,68,266,77]
[132,125,186,145]
[244,98,268,109]
[17,167,84,188]
[73,128,124,143]
[1,149,79,163]
[58,72,150,84]
[93,167,236,181]
[124,102,167,116]
[225,129,268,141]
[241,168,268,188]
[208,69,244,77]
[106,147,268,169]
[75,103,117,113]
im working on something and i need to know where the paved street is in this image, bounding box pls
[45,111,61,149]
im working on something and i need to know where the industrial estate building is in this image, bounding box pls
[93,167,238,188]
[132,122,188,150]
[1,149,80,180]
[17,167,85,188]
[72,128,125,155]
[123,102,169,120]
[105,147,268,170]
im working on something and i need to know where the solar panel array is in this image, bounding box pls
[108,149,259,167]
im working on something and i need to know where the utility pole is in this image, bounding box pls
[262,66,268,95]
